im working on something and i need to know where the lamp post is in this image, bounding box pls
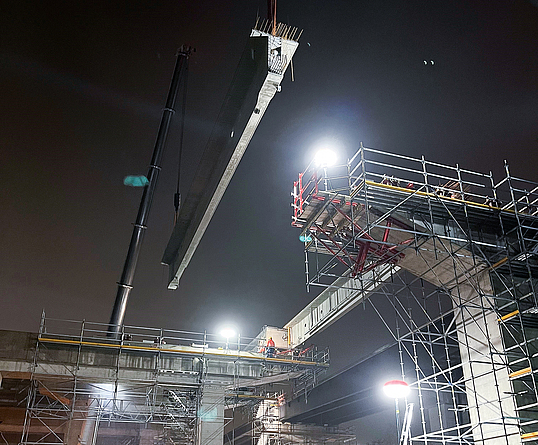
[383,380,411,445]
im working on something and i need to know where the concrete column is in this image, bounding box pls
[197,386,225,445]
[139,427,156,445]
[396,239,521,445]
[65,419,83,445]
[453,271,520,445]
[255,400,281,445]
[78,400,99,445]
[78,418,98,445]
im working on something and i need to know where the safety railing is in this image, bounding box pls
[37,313,329,365]
[292,144,538,224]
[39,315,254,351]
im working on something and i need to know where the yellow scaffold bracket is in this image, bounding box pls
[364,180,510,212]
[499,310,520,322]
[509,367,532,379]
[490,257,508,270]
[521,431,538,441]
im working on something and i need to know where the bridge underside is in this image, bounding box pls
[284,344,400,426]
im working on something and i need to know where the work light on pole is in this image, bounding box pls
[383,380,410,399]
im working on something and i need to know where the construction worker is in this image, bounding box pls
[266,337,275,358]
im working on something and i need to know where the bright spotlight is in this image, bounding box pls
[314,148,337,167]
[220,327,236,339]
[383,380,410,399]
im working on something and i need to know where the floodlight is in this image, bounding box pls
[220,327,236,339]
[383,380,410,399]
[314,148,337,167]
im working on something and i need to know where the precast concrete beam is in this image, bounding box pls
[162,29,298,289]
[285,263,398,347]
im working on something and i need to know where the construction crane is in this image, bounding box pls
[108,47,193,336]
[108,4,301,332]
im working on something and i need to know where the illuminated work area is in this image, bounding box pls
[1,1,536,445]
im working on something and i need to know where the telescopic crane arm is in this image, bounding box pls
[108,47,194,337]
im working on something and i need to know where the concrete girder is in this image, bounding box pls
[162,30,298,289]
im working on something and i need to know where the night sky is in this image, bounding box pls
[1,0,537,379]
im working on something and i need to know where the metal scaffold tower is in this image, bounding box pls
[16,315,328,445]
[290,144,538,445]
[224,397,357,445]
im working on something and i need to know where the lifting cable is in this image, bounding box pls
[174,55,189,224]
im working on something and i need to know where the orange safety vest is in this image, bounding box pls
[267,338,275,348]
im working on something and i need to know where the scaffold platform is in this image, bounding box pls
[0,314,328,445]
[289,144,538,445]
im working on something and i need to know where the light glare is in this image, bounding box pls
[314,149,337,167]
[383,380,410,399]
[220,327,236,338]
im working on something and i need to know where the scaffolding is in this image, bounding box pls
[291,144,538,445]
[18,314,328,445]
[224,398,357,445]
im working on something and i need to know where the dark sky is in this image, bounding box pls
[1,0,537,364]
